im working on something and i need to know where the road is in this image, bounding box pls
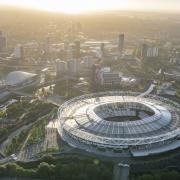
[46,95,65,106]
[139,83,156,97]
[0,122,32,155]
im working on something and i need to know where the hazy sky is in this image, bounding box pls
[0,0,180,13]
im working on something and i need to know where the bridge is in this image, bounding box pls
[37,76,77,89]
[139,83,156,97]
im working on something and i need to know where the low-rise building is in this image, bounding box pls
[157,82,176,96]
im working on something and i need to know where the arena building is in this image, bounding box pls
[5,71,41,91]
[58,92,180,157]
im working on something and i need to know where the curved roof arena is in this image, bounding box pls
[6,71,37,86]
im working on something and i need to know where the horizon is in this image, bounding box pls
[0,0,180,14]
[1,4,180,16]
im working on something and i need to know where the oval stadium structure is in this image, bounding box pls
[58,92,180,157]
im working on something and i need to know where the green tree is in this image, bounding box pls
[161,171,180,180]
[6,163,18,177]
[37,162,54,179]
[137,174,153,180]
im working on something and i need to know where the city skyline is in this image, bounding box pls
[0,1,180,179]
[0,0,180,14]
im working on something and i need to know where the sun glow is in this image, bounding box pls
[0,0,180,13]
[0,0,129,14]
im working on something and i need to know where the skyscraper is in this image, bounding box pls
[44,36,50,55]
[67,59,79,74]
[118,33,125,55]
[74,40,81,58]
[11,44,24,61]
[100,42,105,57]
[56,59,67,77]
[0,31,7,52]
[141,43,148,58]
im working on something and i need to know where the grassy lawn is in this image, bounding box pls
[4,104,57,156]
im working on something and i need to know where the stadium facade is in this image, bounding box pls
[58,92,180,157]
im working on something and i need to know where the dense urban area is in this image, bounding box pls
[0,7,180,180]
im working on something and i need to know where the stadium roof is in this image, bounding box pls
[59,92,180,147]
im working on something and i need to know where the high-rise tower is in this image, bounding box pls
[0,31,7,52]
[118,33,124,55]
[74,40,81,58]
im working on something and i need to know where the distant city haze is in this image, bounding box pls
[0,0,180,13]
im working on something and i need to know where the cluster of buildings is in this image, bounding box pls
[56,34,124,71]
[55,33,126,77]
[1,28,179,96]
[0,31,25,67]
[0,32,41,92]
[0,30,135,77]
[141,43,159,59]
[157,82,176,96]
[54,33,137,88]
[55,40,82,75]
[56,58,79,76]
[169,48,180,64]
[92,66,136,87]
